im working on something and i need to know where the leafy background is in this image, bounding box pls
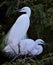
[0,0,53,65]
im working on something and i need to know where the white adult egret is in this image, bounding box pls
[3,39,45,56]
[4,7,31,45]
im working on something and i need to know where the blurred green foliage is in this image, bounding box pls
[0,0,53,65]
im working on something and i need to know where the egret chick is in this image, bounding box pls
[19,39,45,55]
[34,39,45,55]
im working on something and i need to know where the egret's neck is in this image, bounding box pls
[26,10,31,17]
[36,45,43,55]
[35,44,43,49]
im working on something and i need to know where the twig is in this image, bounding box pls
[40,57,53,61]
[10,54,21,62]
[17,0,20,7]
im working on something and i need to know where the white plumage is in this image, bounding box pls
[3,43,19,56]
[19,39,44,55]
[3,6,45,57]
[19,39,35,55]
[3,39,45,56]
[34,39,45,55]
[4,7,31,45]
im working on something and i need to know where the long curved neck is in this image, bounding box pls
[35,44,43,49]
[36,45,43,55]
[26,10,31,17]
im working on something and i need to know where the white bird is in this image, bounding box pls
[4,7,31,45]
[34,39,45,55]
[20,39,45,55]
[3,39,45,56]
[19,39,35,55]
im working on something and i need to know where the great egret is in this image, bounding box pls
[4,7,31,45]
